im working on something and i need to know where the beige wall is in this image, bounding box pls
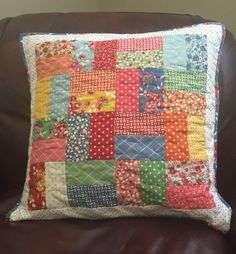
[0,0,235,36]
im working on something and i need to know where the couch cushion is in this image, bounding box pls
[0,192,234,254]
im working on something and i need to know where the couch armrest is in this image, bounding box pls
[228,201,236,252]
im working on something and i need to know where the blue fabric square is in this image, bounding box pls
[115,135,165,160]
[185,34,208,72]
[139,68,164,112]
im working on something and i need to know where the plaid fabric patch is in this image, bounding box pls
[115,135,165,160]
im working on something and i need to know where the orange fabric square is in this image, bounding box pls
[36,55,72,80]
[71,70,115,93]
[164,113,189,161]
[115,112,164,136]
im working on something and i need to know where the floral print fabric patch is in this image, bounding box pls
[9,24,232,233]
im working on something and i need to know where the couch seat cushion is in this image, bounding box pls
[0,192,234,254]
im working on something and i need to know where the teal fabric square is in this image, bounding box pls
[185,34,208,72]
[49,74,70,117]
[163,35,188,70]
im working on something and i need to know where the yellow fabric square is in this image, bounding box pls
[71,91,115,113]
[187,115,207,160]
[34,78,51,120]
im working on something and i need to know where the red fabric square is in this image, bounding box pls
[115,112,164,136]
[117,36,163,51]
[116,69,140,112]
[94,40,117,70]
[89,112,114,160]
[28,163,46,210]
[164,113,189,161]
[115,160,142,206]
[166,185,215,209]
[31,138,67,164]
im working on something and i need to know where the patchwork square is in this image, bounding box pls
[118,36,163,51]
[34,77,51,121]
[36,54,72,80]
[115,135,165,160]
[140,68,164,112]
[10,24,232,233]
[164,113,189,161]
[187,115,208,160]
[35,40,73,61]
[116,50,163,69]
[48,74,71,117]
[166,185,215,209]
[163,89,205,115]
[45,162,69,209]
[28,163,46,211]
[66,160,115,186]
[166,160,210,186]
[115,160,142,206]
[185,34,208,72]
[164,69,207,95]
[163,35,188,70]
[89,112,114,160]
[114,112,164,136]
[166,160,214,209]
[140,161,166,206]
[71,70,115,93]
[65,113,90,161]
[94,40,117,70]
[32,117,67,142]
[31,138,67,164]
[71,40,95,71]
[67,185,118,208]
[116,69,140,112]
[69,91,115,114]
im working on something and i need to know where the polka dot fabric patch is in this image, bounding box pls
[10,23,232,233]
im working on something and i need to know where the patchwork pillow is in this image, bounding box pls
[8,23,232,232]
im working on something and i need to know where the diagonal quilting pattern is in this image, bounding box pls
[31,138,67,164]
[65,160,115,186]
[36,54,72,80]
[115,135,165,160]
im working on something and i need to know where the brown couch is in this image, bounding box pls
[0,12,236,254]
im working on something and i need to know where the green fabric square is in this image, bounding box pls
[66,160,115,186]
[116,50,163,69]
[140,161,166,206]
[32,117,68,142]
[164,69,207,95]
[163,35,188,70]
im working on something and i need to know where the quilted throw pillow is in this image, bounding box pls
[9,23,232,232]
